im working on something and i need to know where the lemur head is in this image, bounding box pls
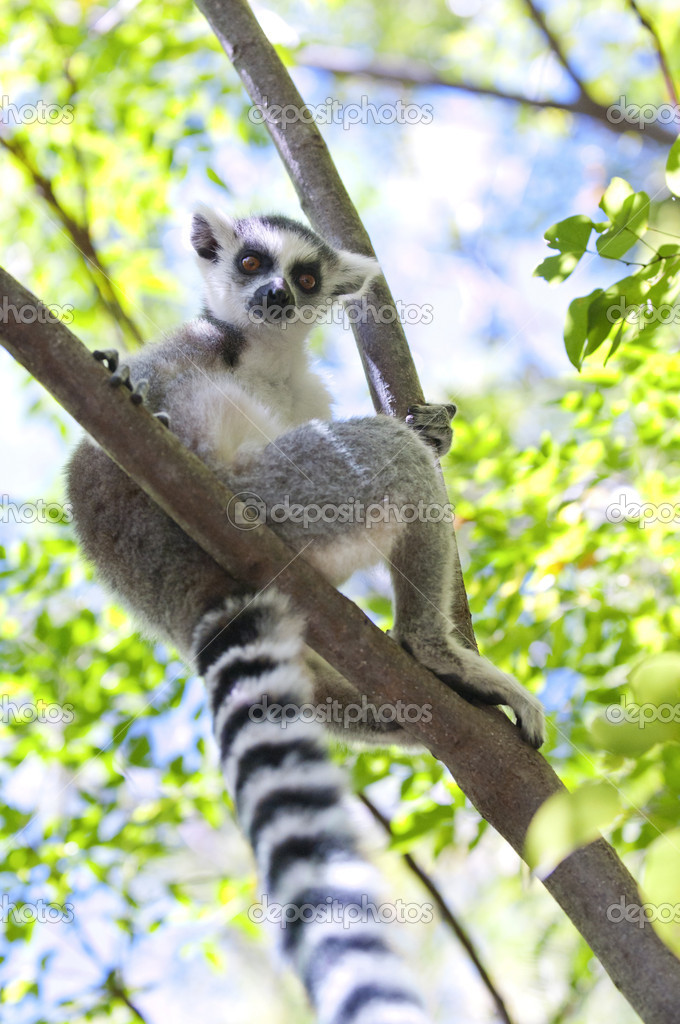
[191,206,380,338]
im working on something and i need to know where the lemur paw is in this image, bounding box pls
[93,348,120,372]
[93,349,148,404]
[405,403,457,458]
[396,631,546,748]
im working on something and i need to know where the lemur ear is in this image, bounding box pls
[190,206,236,263]
[331,250,381,298]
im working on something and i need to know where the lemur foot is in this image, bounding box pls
[396,631,546,748]
[93,349,149,406]
[406,403,457,458]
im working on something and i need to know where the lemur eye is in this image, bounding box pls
[298,272,316,291]
[241,255,261,273]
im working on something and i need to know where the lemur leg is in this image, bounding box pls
[227,415,545,748]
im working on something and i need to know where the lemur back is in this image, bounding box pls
[67,207,544,1024]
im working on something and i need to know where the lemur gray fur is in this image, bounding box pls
[66,207,545,1024]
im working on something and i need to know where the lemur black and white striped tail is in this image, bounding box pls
[193,590,432,1024]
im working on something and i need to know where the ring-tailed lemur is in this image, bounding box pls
[66,207,545,1024]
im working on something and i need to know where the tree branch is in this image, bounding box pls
[1,272,679,1023]
[359,793,516,1024]
[627,0,679,106]
[0,135,144,347]
[295,44,674,146]
[70,914,151,1023]
[194,0,476,650]
[522,0,582,88]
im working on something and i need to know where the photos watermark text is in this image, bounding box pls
[0,496,73,525]
[249,893,434,928]
[226,493,455,531]
[249,96,433,129]
[249,694,432,729]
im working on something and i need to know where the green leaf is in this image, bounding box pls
[534,253,577,284]
[597,189,649,259]
[564,289,603,369]
[206,166,230,191]
[544,214,593,254]
[534,214,593,283]
[525,783,622,874]
[599,177,634,220]
[666,137,680,197]
[642,829,680,955]
[605,319,625,363]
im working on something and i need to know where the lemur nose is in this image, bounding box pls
[267,286,292,308]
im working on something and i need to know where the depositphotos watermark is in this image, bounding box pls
[0,95,74,125]
[605,695,680,728]
[0,697,75,725]
[606,96,680,128]
[605,495,680,530]
[249,694,432,729]
[0,299,74,325]
[226,493,455,531]
[249,894,434,928]
[605,298,680,328]
[0,895,74,924]
[0,497,73,525]
[607,896,680,927]
[249,96,434,129]
[247,297,434,329]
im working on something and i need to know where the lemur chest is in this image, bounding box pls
[177,354,330,468]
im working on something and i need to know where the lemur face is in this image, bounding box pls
[191,207,379,335]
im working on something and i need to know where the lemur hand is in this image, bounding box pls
[93,349,169,426]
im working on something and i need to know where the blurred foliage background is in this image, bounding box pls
[1,0,680,1021]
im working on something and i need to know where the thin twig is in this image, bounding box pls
[359,792,517,1024]
[296,45,673,146]
[0,136,144,346]
[627,0,679,106]
[522,0,582,87]
[106,973,151,1024]
[70,913,152,1023]
[63,58,90,225]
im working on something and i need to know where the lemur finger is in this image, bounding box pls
[93,349,120,372]
[154,411,171,428]
[94,350,145,401]
[109,364,131,389]
[130,379,149,405]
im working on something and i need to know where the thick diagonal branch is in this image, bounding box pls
[1,272,679,1024]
